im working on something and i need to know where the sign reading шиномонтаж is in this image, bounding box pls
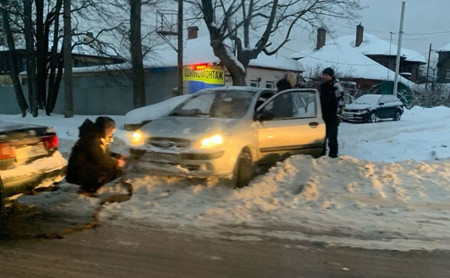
[183,65,224,85]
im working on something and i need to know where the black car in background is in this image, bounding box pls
[0,122,67,217]
[342,94,404,123]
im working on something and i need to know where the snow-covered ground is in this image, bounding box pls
[2,106,450,251]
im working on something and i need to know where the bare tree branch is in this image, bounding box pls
[188,0,362,85]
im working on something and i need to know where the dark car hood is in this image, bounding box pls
[0,121,51,134]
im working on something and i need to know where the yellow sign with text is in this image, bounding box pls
[183,65,225,85]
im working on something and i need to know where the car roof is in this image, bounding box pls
[357,94,382,99]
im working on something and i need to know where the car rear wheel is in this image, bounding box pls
[233,149,254,188]
[368,112,378,123]
[393,110,402,121]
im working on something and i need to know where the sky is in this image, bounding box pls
[282,0,450,60]
[2,102,450,252]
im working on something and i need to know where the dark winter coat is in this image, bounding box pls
[319,78,344,124]
[274,78,294,117]
[66,119,121,188]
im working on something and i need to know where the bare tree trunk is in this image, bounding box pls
[130,0,146,108]
[212,38,247,85]
[35,0,47,110]
[46,0,63,115]
[23,0,38,116]
[202,0,246,85]
[0,0,28,116]
[63,0,73,117]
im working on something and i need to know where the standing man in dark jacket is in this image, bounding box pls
[66,116,126,195]
[319,67,344,158]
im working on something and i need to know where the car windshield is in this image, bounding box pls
[354,95,381,105]
[169,89,255,118]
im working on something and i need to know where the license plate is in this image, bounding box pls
[145,152,179,162]
[14,143,48,162]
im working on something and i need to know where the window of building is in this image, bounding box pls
[266,81,274,89]
[446,69,450,80]
[250,80,259,87]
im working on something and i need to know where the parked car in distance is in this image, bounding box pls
[0,122,67,217]
[342,94,404,123]
[129,86,326,187]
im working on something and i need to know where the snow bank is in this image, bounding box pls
[96,155,450,251]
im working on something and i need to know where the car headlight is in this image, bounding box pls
[130,130,145,146]
[198,134,224,148]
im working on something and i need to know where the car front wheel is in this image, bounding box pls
[368,112,378,123]
[393,110,402,121]
[233,149,254,188]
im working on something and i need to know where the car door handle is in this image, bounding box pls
[309,122,319,128]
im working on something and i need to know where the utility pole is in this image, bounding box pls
[425,43,432,91]
[393,1,405,97]
[177,0,183,96]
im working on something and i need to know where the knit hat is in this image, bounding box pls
[276,79,292,91]
[322,67,334,77]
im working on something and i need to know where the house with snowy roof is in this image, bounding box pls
[436,43,450,83]
[0,26,304,115]
[290,25,426,93]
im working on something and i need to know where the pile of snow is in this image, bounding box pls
[2,106,450,251]
[101,155,450,251]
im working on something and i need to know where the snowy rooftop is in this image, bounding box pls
[145,36,304,72]
[437,42,450,52]
[62,35,304,74]
[290,33,425,87]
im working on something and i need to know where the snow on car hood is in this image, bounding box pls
[345,103,376,110]
[124,95,191,125]
[140,116,239,139]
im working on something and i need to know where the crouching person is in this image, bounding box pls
[66,116,126,195]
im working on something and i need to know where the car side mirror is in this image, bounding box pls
[255,110,275,121]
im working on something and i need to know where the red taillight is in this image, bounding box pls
[0,142,15,160]
[40,135,59,151]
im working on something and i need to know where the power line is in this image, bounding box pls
[332,22,450,36]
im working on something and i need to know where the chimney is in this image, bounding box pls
[316,27,326,50]
[187,26,199,39]
[356,23,364,47]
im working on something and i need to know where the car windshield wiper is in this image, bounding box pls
[169,111,188,116]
